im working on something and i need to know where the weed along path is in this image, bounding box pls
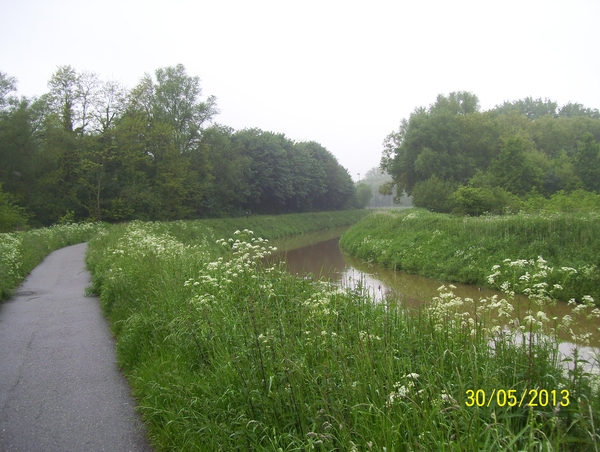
[0,243,152,452]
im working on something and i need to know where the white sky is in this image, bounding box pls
[1,0,599,180]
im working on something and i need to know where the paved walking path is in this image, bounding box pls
[0,243,152,451]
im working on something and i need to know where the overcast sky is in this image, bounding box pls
[2,0,599,180]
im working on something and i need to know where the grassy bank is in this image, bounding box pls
[165,210,371,245]
[339,209,600,304]
[86,213,599,450]
[0,222,106,301]
[0,210,367,302]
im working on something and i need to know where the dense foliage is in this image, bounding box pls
[85,217,600,450]
[0,67,357,227]
[381,92,600,213]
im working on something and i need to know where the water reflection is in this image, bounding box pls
[271,234,600,369]
[280,239,393,302]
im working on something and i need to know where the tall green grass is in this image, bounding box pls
[339,209,600,303]
[86,216,599,451]
[0,222,106,300]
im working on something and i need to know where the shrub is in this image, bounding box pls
[0,184,28,232]
[411,176,457,212]
[451,185,517,216]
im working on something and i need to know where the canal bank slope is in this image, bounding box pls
[0,242,152,452]
[339,208,600,303]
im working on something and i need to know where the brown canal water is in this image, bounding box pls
[270,229,600,370]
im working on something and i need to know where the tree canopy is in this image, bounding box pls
[0,65,356,228]
[381,91,600,214]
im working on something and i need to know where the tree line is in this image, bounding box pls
[0,65,361,230]
[381,92,600,214]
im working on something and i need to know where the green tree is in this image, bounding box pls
[547,151,581,193]
[305,142,354,211]
[45,65,95,134]
[76,133,119,220]
[286,142,326,212]
[28,66,105,222]
[493,110,532,139]
[381,116,413,195]
[0,99,37,198]
[122,65,220,219]
[487,135,543,196]
[233,128,295,214]
[75,80,128,220]
[110,114,157,220]
[414,147,453,181]
[491,97,558,120]
[130,64,218,154]
[459,111,499,171]
[574,133,600,192]
[411,176,457,213]
[558,102,600,119]
[150,122,198,219]
[433,91,480,116]
[35,112,82,222]
[0,72,17,109]
[199,125,251,216]
[94,79,127,133]
[0,183,28,231]
[530,115,600,159]
[0,73,41,221]
[352,182,373,209]
[230,130,353,214]
[381,92,483,197]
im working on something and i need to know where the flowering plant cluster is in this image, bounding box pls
[184,229,278,309]
[428,256,600,365]
[0,233,22,290]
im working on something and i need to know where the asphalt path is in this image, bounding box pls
[0,243,152,452]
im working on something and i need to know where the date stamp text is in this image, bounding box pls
[465,389,570,408]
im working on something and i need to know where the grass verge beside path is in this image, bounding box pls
[0,222,106,301]
[164,210,371,245]
[340,209,600,304]
[0,210,368,302]
[85,210,599,451]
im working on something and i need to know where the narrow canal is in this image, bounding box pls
[270,229,600,367]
